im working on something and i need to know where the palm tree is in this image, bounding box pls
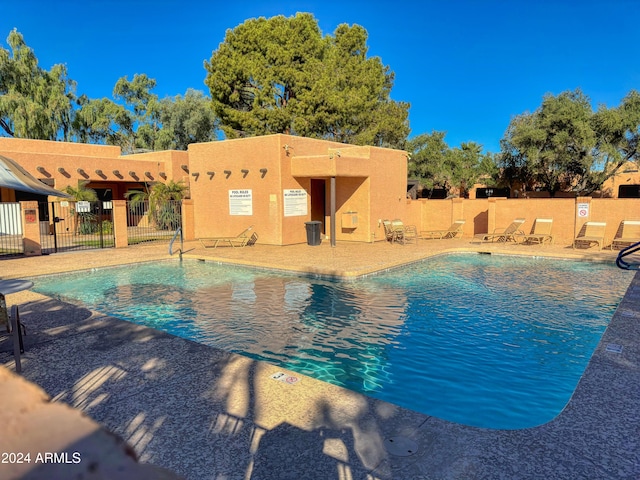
[125,180,187,230]
[63,181,98,234]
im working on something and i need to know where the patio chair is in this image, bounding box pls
[521,218,554,245]
[200,226,256,248]
[392,219,417,244]
[419,220,465,240]
[0,294,26,373]
[473,218,526,243]
[573,221,607,250]
[611,220,640,250]
[382,220,395,242]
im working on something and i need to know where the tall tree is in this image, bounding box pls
[204,13,409,148]
[156,89,218,150]
[407,131,487,196]
[498,89,640,196]
[0,29,76,140]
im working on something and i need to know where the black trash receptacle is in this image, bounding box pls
[304,221,322,246]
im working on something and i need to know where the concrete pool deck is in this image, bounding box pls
[1,239,639,479]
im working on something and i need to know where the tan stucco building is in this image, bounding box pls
[0,135,409,246]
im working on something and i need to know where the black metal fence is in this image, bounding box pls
[39,201,114,254]
[0,203,24,257]
[126,200,182,245]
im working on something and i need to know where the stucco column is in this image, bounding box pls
[112,200,129,248]
[452,198,464,235]
[575,196,592,238]
[20,201,42,256]
[181,199,195,241]
[330,176,336,247]
[487,197,498,234]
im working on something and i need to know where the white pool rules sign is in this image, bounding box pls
[229,189,253,215]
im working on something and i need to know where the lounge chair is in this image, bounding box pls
[474,218,526,243]
[419,220,465,240]
[611,220,640,250]
[573,221,606,250]
[200,226,257,248]
[521,218,553,245]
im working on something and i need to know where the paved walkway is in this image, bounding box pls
[1,239,638,479]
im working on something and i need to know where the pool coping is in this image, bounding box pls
[1,243,638,479]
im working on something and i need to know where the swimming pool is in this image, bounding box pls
[31,254,633,429]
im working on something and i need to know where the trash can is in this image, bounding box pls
[304,221,322,246]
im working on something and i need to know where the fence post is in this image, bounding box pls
[181,199,195,241]
[112,200,129,248]
[20,201,42,256]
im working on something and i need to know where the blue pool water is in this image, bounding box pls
[31,254,633,429]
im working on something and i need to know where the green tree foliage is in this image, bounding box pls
[0,29,76,140]
[74,77,216,153]
[407,131,490,197]
[499,89,640,196]
[156,89,217,150]
[204,13,409,148]
[1,29,216,151]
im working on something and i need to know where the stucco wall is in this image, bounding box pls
[0,138,188,199]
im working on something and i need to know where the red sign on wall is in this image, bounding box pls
[24,209,37,223]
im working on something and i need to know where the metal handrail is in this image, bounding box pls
[169,226,183,259]
[616,240,640,270]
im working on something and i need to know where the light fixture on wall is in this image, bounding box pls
[241,169,249,178]
[260,168,267,178]
[224,170,231,178]
[207,171,215,180]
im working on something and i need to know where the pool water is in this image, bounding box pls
[31,254,633,429]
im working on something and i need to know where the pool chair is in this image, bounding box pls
[419,220,465,240]
[0,293,26,373]
[392,219,417,244]
[199,226,256,248]
[521,218,554,245]
[383,220,399,243]
[473,218,526,243]
[610,220,640,250]
[573,221,607,250]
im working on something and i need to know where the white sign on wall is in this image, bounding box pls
[283,189,308,217]
[76,201,91,213]
[229,189,253,216]
[577,202,589,218]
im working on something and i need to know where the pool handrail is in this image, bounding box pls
[616,240,640,270]
[169,227,183,259]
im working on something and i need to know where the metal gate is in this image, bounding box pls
[126,200,182,245]
[39,201,114,254]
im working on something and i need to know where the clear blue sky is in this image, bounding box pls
[2,0,638,153]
